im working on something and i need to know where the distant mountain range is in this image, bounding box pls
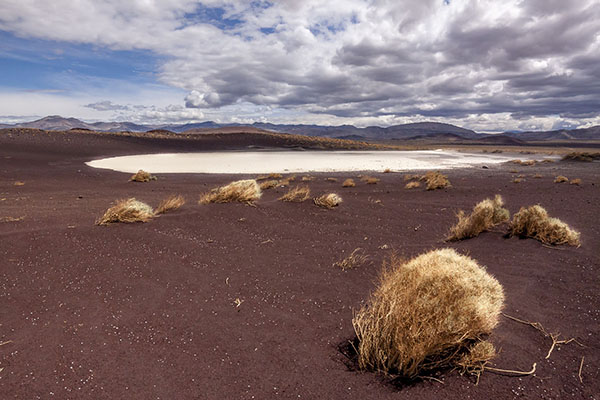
[1,115,598,142]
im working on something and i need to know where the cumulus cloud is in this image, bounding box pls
[85,100,129,111]
[1,0,599,130]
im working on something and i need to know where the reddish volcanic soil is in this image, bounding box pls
[0,129,598,399]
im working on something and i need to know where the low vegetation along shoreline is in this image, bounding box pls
[0,129,598,399]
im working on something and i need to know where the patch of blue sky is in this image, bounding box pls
[0,31,163,91]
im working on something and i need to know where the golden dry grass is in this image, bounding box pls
[326,177,338,182]
[13,181,25,186]
[259,180,279,190]
[383,168,392,173]
[301,175,314,182]
[353,249,504,378]
[421,171,451,190]
[130,169,156,182]
[334,248,369,271]
[199,179,262,205]
[447,195,510,241]
[509,205,580,246]
[404,174,420,181]
[511,159,535,166]
[554,175,568,183]
[513,178,523,183]
[456,341,497,376]
[279,185,310,202]
[342,178,356,187]
[0,216,25,223]
[404,181,421,189]
[533,173,542,179]
[570,178,582,185]
[278,178,292,187]
[155,195,185,215]
[96,198,154,225]
[256,173,283,181]
[314,193,342,208]
[366,177,380,184]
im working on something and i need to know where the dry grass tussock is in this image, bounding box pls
[279,185,310,202]
[554,175,568,183]
[259,180,279,190]
[447,195,509,241]
[334,248,369,271]
[130,169,156,182]
[314,193,342,208]
[155,195,185,215]
[533,173,542,179]
[13,181,25,186]
[404,174,421,181]
[342,178,355,187]
[301,175,314,182]
[199,179,262,204]
[421,171,451,190]
[366,177,380,184]
[562,152,600,162]
[511,159,535,166]
[513,178,523,183]
[326,177,338,182]
[509,205,580,246]
[383,168,392,173]
[96,198,154,225]
[353,249,504,378]
[256,173,283,181]
[570,178,582,185]
[404,181,421,189]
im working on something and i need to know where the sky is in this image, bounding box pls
[0,0,599,132]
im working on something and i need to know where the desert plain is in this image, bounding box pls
[0,128,598,399]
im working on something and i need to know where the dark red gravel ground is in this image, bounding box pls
[0,129,598,399]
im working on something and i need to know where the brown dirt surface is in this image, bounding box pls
[1,129,599,399]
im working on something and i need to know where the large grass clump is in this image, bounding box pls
[447,195,509,241]
[199,179,262,205]
[130,169,156,182]
[314,193,342,208]
[421,171,451,190]
[509,205,580,246]
[279,185,310,202]
[353,248,504,378]
[96,198,154,225]
[155,195,185,215]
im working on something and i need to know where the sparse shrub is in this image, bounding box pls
[513,178,523,183]
[130,169,156,182]
[562,152,600,162]
[511,159,535,166]
[342,178,356,187]
[155,195,185,215]
[554,175,568,183]
[366,177,380,184]
[279,185,310,202]
[96,198,154,225]
[404,174,421,181]
[447,195,509,241]
[314,193,342,208]
[259,180,279,190]
[421,171,451,190]
[334,248,369,271]
[383,168,392,173]
[13,181,25,186]
[509,205,580,246]
[278,178,291,187]
[326,177,338,182]
[353,248,504,378]
[533,174,542,179]
[570,178,582,185]
[269,173,283,179]
[199,179,262,204]
[404,181,421,189]
[301,175,314,182]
